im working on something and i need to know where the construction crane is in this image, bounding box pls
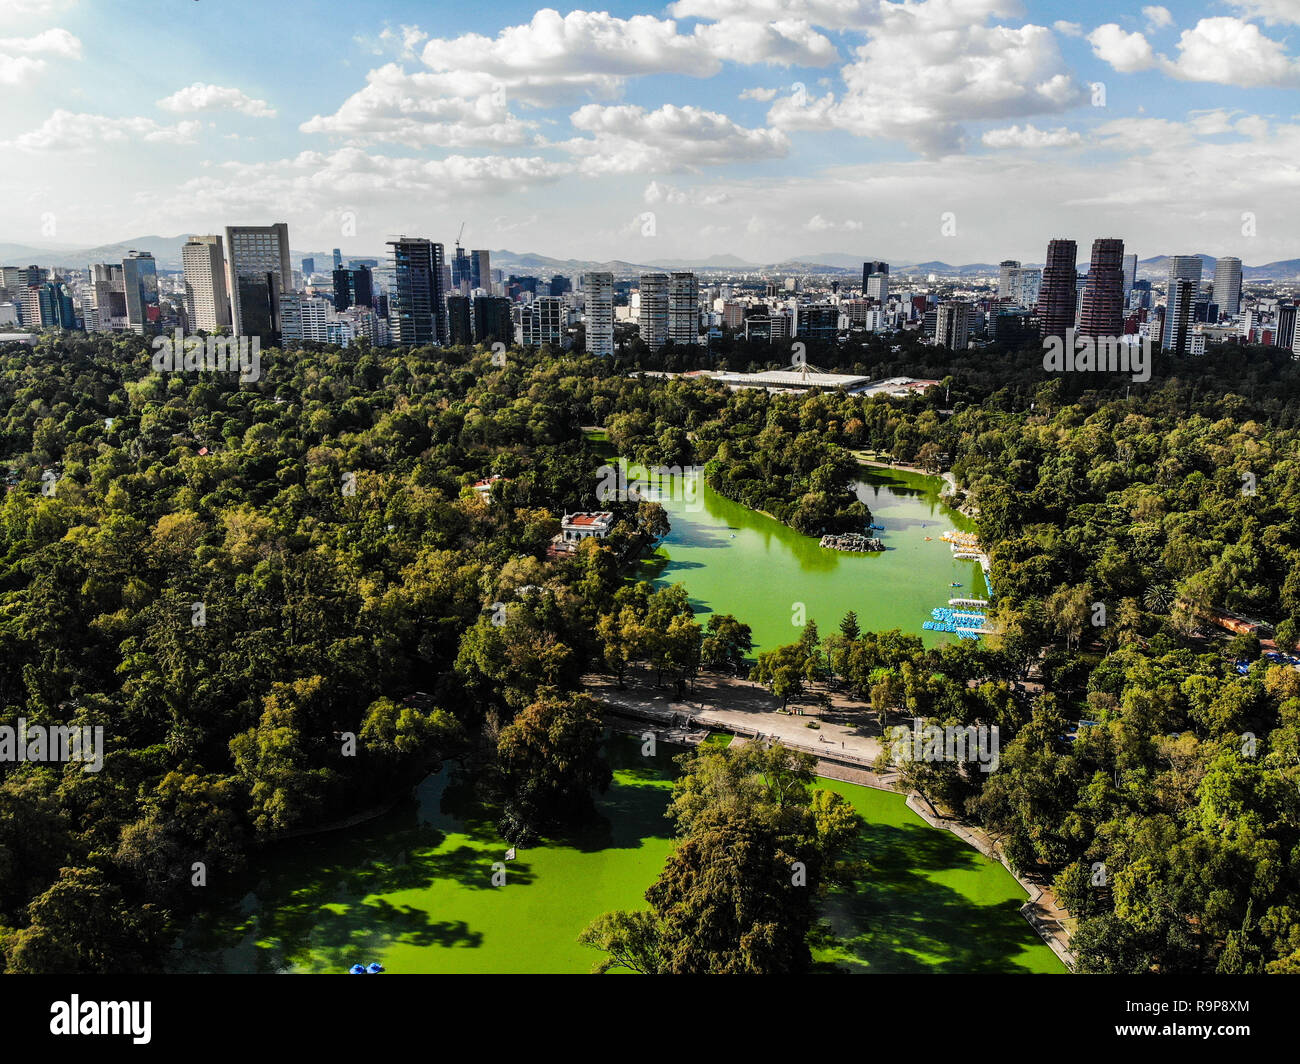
[455,222,465,250]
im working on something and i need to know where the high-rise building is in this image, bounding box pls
[866,272,889,303]
[935,301,971,350]
[89,264,126,333]
[668,272,698,346]
[518,296,564,347]
[798,303,838,343]
[332,266,373,311]
[473,295,512,345]
[549,274,572,298]
[862,261,888,295]
[639,273,669,351]
[452,247,472,295]
[1277,304,1297,350]
[1162,256,1203,352]
[122,251,158,335]
[1037,239,1078,340]
[1213,256,1243,319]
[584,271,614,356]
[332,248,343,271]
[387,237,446,345]
[446,295,473,345]
[470,250,491,293]
[1122,253,1138,300]
[302,256,316,278]
[20,281,76,330]
[181,235,231,333]
[1079,238,1126,339]
[299,295,334,342]
[225,223,292,340]
[1165,279,1198,353]
[998,260,1020,300]
[1011,267,1042,309]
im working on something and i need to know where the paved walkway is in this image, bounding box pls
[589,665,1076,969]
[586,667,886,769]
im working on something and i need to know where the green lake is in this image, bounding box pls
[174,735,1063,974]
[638,464,989,654]
[172,451,1062,975]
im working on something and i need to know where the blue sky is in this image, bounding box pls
[2,0,1298,264]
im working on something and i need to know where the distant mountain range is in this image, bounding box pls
[1134,253,1300,281]
[5,236,1300,282]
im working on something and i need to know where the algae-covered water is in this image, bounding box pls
[637,465,987,654]
[174,736,1061,974]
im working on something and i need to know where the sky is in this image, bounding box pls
[1,0,1298,265]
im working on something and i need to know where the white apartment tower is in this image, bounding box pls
[584,271,614,356]
[668,271,698,346]
[998,260,1019,300]
[1010,267,1041,309]
[182,235,232,333]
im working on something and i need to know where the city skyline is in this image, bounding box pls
[2,1,1299,264]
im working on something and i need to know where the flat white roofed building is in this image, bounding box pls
[709,367,873,392]
[560,512,614,541]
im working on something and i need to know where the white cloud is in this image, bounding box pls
[150,148,570,228]
[0,27,82,57]
[669,0,1023,33]
[305,9,836,151]
[1226,1,1300,25]
[376,24,429,59]
[982,123,1083,148]
[0,27,82,85]
[692,18,838,67]
[158,83,277,118]
[16,110,201,151]
[417,9,836,106]
[1090,17,1300,87]
[644,180,730,206]
[1053,21,1084,37]
[300,65,538,148]
[1142,6,1174,32]
[804,213,862,231]
[563,103,789,173]
[0,56,44,86]
[768,4,1084,156]
[1087,24,1158,72]
[740,87,780,101]
[1167,17,1300,87]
